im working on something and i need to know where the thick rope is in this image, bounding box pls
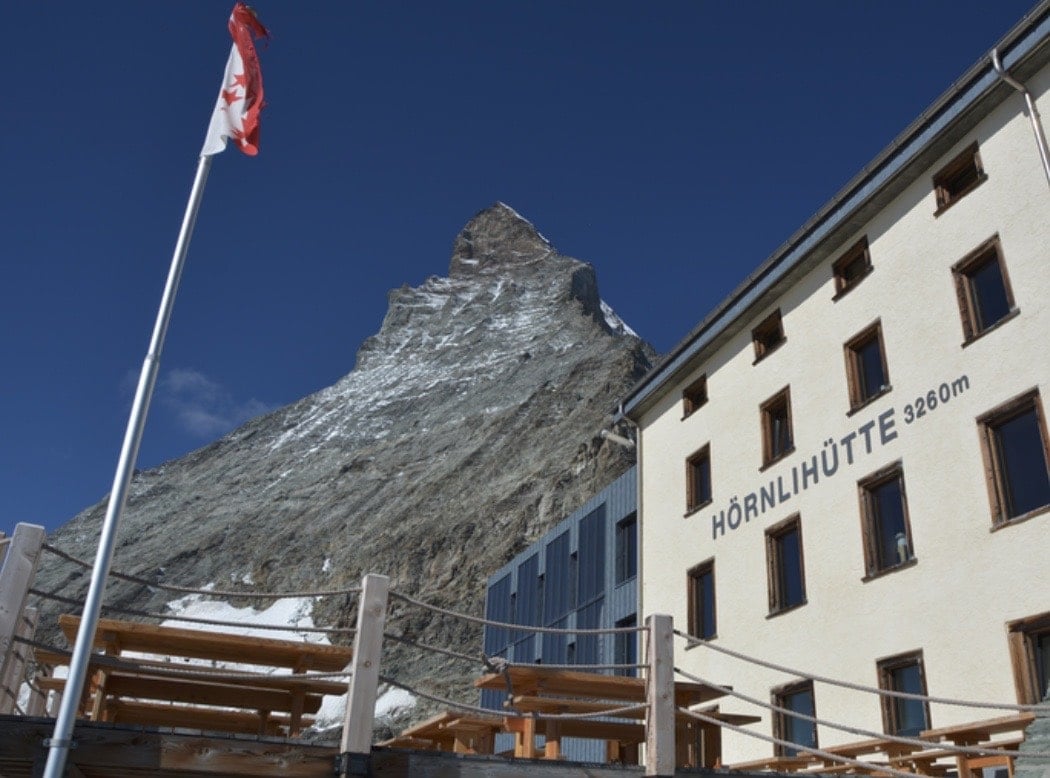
[674,665,1048,759]
[389,589,644,636]
[681,705,922,778]
[27,587,356,638]
[676,629,1047,713]
[41,543,362,599]
[378,675,645,722]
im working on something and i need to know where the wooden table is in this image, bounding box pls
[919,714,1035,778]
[380,710,504,755]
[40,614,354,737]
[474,664,753,766]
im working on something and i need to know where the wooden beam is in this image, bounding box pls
[0,523,45,698]
[340,573,389,756]
[646,613,675,777]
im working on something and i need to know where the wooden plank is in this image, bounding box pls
[102,672,324,713]
[59,614,353,671]
[475,664,725,704]
[105,699,314,735]
[0,605,38,714]
[340,573,389,754]
[921,713,1035,744]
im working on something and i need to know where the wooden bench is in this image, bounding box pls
[35,614,354,737]
[920,715,1035,778]
[382,710,504,755]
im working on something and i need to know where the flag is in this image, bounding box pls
[202,3,270,156]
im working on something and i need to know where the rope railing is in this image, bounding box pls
[26,587,355,638]
[41,543,363,600]
[679,706,923,778]
[675,629,1048,712]
[674,665,1049,760]
[389,588,645,636]
[378,674,646,722]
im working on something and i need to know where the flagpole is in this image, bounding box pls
[43,153,215,778]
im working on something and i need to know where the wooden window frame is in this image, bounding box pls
[686,444,712,515]
[858,461,915,580]
[977,389,1050,527]
[933,141,986,214]
[687,559,716,640]
[752,309,786,364]
[952,235,1018,345]
[765,514,806,616]
[760,386,794,468]
[1007,611,1050,705]
[832,237,872,300]
[682,374,709,419]
[876,650,931,736]
[772,679,817,757]
[844,320,891,413]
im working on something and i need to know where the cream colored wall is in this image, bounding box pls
[639,65,1050,763]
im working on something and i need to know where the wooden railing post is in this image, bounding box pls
[339,573,389,769]
[0,606,39,714]
[645,612,676,777]
[0,523,46,702]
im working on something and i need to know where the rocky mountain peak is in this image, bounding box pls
[36,204,656,734]
[449,202,552,277]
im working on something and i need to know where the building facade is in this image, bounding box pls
[482,468,638,757]
[621,7,1050,765]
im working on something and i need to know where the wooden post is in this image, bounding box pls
[0,606,39,714]
[340,573,389,759]
[645,613,675,777]
[0,523,46,701]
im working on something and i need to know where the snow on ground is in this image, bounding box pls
[154,589,415,731]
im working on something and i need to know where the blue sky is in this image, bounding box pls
[1,1,1038,536]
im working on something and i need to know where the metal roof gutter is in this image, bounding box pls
[619,1,1050,421]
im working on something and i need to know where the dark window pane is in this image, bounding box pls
[544,532,572,622]
[890,664,928,736]
[872,479,908,569]
[616,516,637,583]
[578,507,605,603]
[698,570,715,638]
[857,338,887,400]
[777,529,805,608]
[970,259,1010,332]
[484,574,513,655]
[995,410,1050,519]
[779,686,816,756]
[1035,631,1050,701]
[614,616,637,677]
[840,254,867,285]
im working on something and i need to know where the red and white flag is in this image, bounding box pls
[202,3,270,156]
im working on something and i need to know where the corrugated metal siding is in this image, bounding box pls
[480,468,638,763]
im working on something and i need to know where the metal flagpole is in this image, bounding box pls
[43,153,215,778]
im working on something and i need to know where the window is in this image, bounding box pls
[977,390,1050,525]
[687,560,716,640]
[845,322,890,410]
[877,652,930,736]
[752,309,786,363]
[1007,612,1050,704]
[686,445,712,513]
[832,237,872,299]
[933,141,985,213]
[765,515,806,614]
[953,236,1017,343]
[614,615,637,677]
[577,507,605,605]
[761,387,794,467]
[683,374,708,418]
[615,514,637,584]
[858,463,915,578]
[772,680,817,757]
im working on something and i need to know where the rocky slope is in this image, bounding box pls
[33,202,655,730]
